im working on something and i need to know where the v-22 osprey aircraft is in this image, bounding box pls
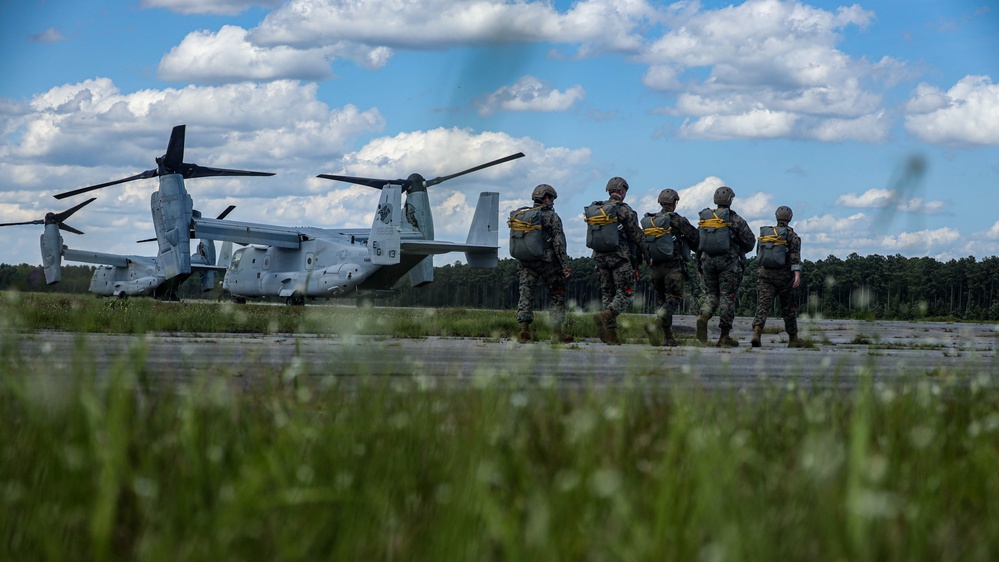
[53,124,519,305]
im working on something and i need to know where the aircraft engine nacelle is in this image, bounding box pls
[152,174,194,279]
[40,223,64,284]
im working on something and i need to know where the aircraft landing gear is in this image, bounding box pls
[287,292,306,306]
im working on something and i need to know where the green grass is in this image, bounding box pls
[4,290,999,560]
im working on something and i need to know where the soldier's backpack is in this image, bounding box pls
[584,200,620,252]
[698,207,732,256]
[757,225,789,268]
[641,212,675,263]
[508,206,546,261]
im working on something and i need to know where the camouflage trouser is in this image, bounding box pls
[699,257,743,331]
[650,262,685,329]
[596,256,636,328]
[753,270,798,336]
[517,260,566,327]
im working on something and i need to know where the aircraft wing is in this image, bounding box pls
[191,263,228,271]
[192,217,305,249]
[400,240,498,256]
[63,249,154,268]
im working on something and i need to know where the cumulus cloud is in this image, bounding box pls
[251,0,657,53]
[904,75,999,145]
[835,188,948,214]
[474,76,585,116]
[141,0,283,16]
[645,0,906,142]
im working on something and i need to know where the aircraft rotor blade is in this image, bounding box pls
[182,165,275,179]
[54,170,157,200]
[423,152,525,188]
[215,205,237,220]
[0,219,45,227]
[162,124,186,171]
[52,197,98,223]
[58,223,85,235]
[316,174,408,190]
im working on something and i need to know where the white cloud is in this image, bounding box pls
[30,28,67,43]
[645,0,906,142]
[251,0,656,53]
[835,188,948,214]
[141,0,283,16]
[904,75,999,146]
[474,76,585,116]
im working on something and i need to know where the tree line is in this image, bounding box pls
[3,253,998,321]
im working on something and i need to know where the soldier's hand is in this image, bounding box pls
[563,268,571,278]
[633,269,639,283]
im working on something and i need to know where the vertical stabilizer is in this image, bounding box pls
[465,191,500,268]
[368,185,402,265]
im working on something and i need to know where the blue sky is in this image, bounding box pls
[1,0,998,269]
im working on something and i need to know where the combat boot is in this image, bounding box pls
[695,313,710,343]
[644,319,664,347]
[663,326,679,347]
[605,325,621,345]
[552,326,575,344]
[593,310,614,343]
[751,325,763,348]
[518,322,532,344]
[787,333,804,348]
[717,327,739,347]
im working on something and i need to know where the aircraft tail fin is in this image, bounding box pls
[368,185,402,265]
[464,191,499,268]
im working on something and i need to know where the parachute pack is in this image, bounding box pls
[697,208,732,256]
[584,200,620,252]
[508,206,546,261]
[641,212,675,263]
[757,225,789,268]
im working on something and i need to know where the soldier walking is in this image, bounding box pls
[695,186,756,347]
[752,205,803,348]
[642,189,698,346]
[586,177,645,345]
[510,184,573,343]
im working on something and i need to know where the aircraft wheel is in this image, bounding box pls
[287,292,306,306]
[233,297,246,304]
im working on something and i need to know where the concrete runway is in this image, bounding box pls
[8,315,997,390]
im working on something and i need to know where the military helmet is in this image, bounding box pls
[775,205,793,223]
[532,183,557,202]
[658,188,680,208]
[606,176,629,193]
[713,186,735,206]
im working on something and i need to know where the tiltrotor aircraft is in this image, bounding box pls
[1,196,236,299]
[54,124,518,305]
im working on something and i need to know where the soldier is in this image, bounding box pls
[511,184,573,343]
[642,188,698,346]
[586,177,645,345]
[751,205,803,348]
[695,186,756,347]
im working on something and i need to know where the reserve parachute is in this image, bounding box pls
[641,212,675,262]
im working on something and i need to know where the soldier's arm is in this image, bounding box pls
[789,230,802,272]
[675,215,699,247]
[549,212,571,271]
[624,207,645,263]
[736,214,756,253]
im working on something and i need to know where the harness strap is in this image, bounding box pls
[643,226,671,237]
[699,209,732,229]
[508,206,543,233]
[759,227,787,245]
[584,206,618,226]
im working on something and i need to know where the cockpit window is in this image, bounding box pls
[229,250,244,271]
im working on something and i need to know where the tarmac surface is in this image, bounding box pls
[9,315,998,391]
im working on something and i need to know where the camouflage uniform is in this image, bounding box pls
[697,207,755,335]
[753,225,802,339]
[648,212,699,333]
[594,198,645,328]
[516,205,571,328]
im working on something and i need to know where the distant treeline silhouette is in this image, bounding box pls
[3,253,998,321]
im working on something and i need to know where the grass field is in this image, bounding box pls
[2,292,999,560]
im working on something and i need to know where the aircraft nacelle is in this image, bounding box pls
[151,174,193,279]
[40,223,64,284]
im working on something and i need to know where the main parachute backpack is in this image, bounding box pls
[757,225,789,268]
[698,208,732,256]
[641,212,675,263]
[508,206,546,261]
[584,200,620,252]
